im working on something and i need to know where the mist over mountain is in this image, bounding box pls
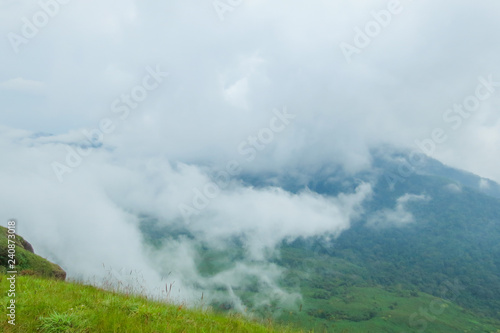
[136,148,500,315]
[2,124,500,330]
[2,0,500,331]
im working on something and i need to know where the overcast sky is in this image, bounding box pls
[1,0,499,300]
[2,0,500,178]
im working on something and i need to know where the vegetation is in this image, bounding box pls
[0,275,299,333]
[0,224,297,332]
[0,226,65,279]
[0,225,299,332]
[272,247,500,332]
[300,173,500,320]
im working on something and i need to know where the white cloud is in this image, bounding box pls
[479,178,491,190]
[445,183,462,193]
[0,129,372,304]
[185,182,372,260]
[223,77,249,109]
[0,0,499,179]
[367,193,430,228]
[0,77,46,94]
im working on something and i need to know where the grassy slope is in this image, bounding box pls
[0,275,299,333]
[0,226,298,332]
[0,226,65,279]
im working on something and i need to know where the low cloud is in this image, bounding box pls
[445,183,462,193]
[367,193,430,228]
[0,77,47,94]
[0,129,372,306]
[479,178,491,190]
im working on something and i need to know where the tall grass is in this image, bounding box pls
[0,275,300,333]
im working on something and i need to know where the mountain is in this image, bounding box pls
[259,150,500,331]
[279,150,500,318]
[140,149,500,332]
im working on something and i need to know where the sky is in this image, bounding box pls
[1,0,499,303]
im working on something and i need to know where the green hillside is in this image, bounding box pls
[272,247,500,332]
[0,226,66,280]
[0,275,298,333]
[0,226,297,332]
